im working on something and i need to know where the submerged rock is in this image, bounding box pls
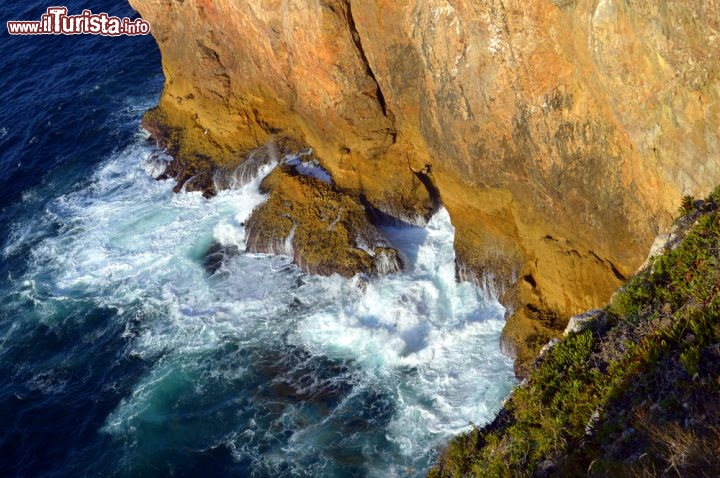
[202,242,241,275]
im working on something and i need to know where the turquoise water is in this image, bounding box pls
[0,2,516,476]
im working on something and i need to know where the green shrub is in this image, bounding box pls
[431,188,720,477]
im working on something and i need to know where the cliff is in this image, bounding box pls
[430,189,720,477]
[129,0,720,373]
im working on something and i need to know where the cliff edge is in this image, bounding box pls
[430,189,720,477]
[129,0,720,374]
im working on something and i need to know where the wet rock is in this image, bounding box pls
[246,167,403,277]
[143,150,173,178]
[202,242,240,275]
[131,0,720,375]
[211,141,284,191]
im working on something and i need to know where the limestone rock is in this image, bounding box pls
[246,165,403,277]
[129,0,720,371]
[564,309,606,335]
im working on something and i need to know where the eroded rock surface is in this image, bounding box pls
[130,0,720,373]
[246,164,403,277]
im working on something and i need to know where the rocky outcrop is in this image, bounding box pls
[129,0,720,373]
[246,162,403,277]
[430,191,720,477]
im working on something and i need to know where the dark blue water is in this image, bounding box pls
[0,2,515,477]
[1,2,164,476]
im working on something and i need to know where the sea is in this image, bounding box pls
[0,1,516,476]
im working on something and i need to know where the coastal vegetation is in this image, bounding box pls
[431,189,720,477]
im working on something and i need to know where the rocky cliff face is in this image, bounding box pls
[129,0,720,374]
[430,191,720,477]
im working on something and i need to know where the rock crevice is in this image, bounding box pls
[343,0,393,123]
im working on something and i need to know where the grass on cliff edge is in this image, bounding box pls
[430,189,720,477]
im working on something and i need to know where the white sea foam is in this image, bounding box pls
[284,148,333,184]
[288,210,513,470]
[3,135,516,476]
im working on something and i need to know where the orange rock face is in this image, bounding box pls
[129,0,720,372]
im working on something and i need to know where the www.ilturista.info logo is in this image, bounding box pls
[7,7,150,36]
